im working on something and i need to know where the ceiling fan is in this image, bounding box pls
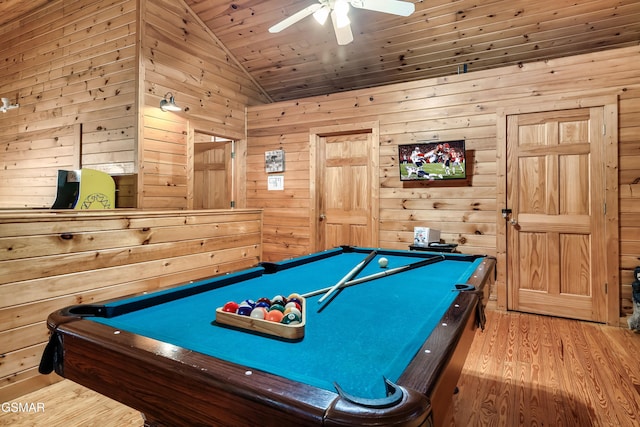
[268,0,415,45]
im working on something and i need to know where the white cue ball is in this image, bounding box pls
[378,257,388,268]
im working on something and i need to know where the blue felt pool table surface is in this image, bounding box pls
[91,247,484,400]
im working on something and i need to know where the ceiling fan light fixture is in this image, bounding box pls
[331,9,353,45]
[313,6,330,25]
[335,0,350,17]
[335,13,350,28]
[335,13,350,29]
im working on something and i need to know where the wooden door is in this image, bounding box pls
[193,141,232,209]
[506,107,608,322]
[316,131,377,250]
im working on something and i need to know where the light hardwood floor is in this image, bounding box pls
[450,310,640,426]
[2,310,639,426]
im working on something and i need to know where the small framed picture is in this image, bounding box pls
[268,175,284,191]
[265,149,285,173]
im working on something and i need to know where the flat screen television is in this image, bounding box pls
[398,140,466,181]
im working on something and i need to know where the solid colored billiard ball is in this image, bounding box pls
[265,310,284,322]
[271,295,286,305]
[237,304,253,316]
[222,301,239,313]
[268,304,285,313]
[378,257,389,268]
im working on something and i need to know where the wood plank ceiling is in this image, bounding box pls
[2,0,640,102]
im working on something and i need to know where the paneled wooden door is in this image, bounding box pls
[506,107,609,322]
[311,123,380,251]
[193,138,233,209]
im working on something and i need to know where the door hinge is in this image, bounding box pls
[230,200,235,208]
[231,151,235,159]
[603,202,607,215]
[602,124,606,135]
[604,282,608,294]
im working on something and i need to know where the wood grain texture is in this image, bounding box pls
[246,45,640,326]
[0,0,270,210]
[0,209,262,401]
[2,1,640,103]
[139,0,270,209]
[0,3,637,321]
[180,0,640,102]
[506,104,611,323]
[450,310,640,426]
[0,0,137,208]
[3,310,638,426]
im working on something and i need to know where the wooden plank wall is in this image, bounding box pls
[0,0,270,210]
[138,0,270,209]
[246,46,640,321]
[0,0,138,208]
[0,209,262,401]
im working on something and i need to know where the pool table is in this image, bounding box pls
[40,246,495,427]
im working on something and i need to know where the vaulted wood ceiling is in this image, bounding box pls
[3,0,640,102]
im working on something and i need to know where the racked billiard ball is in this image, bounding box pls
[268,303,285,313]
[283,307,302,318]
[242,299,256,308]
[281,312,301,325]
[287,297,302,307]
[271,295,286,306]
[222,301,239,313]
[265,310,284,322]
[285,301,301,311]
[250,307,267,319]
[237,304,253,316]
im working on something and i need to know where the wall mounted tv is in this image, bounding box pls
[398,140,466,181]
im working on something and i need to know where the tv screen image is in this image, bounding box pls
[398,140,466,181]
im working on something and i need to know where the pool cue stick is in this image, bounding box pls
[302,254,445,299]
[317,250,377,304]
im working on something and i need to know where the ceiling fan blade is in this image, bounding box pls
[269,3,322,33]
[331,10,353,45]
[349,0,415,16]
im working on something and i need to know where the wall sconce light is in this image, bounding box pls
[160,92,181,112]
[0,97,19,113]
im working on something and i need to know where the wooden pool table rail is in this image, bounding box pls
[399,256,496,424]
[41,310,432,426]
[39,254,495,427]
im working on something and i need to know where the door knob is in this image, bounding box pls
[509,219,517,226]
[319,214,326,221]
